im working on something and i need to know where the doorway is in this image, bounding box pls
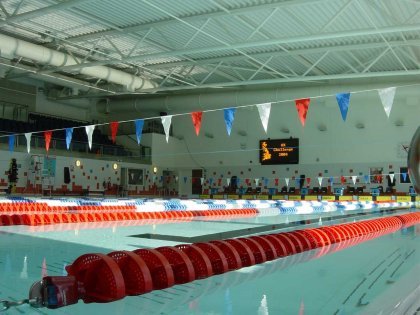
[192,169,202,194]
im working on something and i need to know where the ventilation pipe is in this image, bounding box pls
[0,33,157,91]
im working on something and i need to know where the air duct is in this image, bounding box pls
[0,33,157,91]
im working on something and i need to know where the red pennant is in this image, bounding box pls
[110,121,119,143]
[44,131,52,152]
[340,176,346,184]
[306,177,311,185]
[191,112,203,136]
[295,98,311,126]
[245,178,250,185]
[274,178,279,186]
[218,178,222,186]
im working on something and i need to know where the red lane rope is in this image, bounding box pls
[37,212,420,308]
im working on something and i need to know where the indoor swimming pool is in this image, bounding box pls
[0,206,419,314]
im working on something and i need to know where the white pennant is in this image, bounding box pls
[25,133,32,153]
[227,177,231,186]
[255,178,260,186]
[285,178,289,187]
[351,175,357,185]
[389,173,395,182]
[85,125,95,150]
[161,115,172,143]
[378,87,396,118]
[175,176,179,182]
[318,176,323,187]
[200,177,204,185]
[256,103,271,133]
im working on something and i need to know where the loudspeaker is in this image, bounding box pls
[159,112,167,116]
[64,167,71,184]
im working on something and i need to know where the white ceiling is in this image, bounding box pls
[1,0,420,99]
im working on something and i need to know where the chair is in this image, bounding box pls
[280,186,288,193]
[312,187,319,194]
[377,186,384,193]
[347,187,355,194]
[356,187,364,194]
[385,187,392,193]
[320,187,328,194]
[288,187,296,193]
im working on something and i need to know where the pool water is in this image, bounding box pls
[0,209,419,314]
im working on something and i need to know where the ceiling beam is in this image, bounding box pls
[0,0,98,27]
[43,23,420,72]
[54,69,420,99]
[66,0,327,42]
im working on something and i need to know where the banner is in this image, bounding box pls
[224,108,236,136]
[85,125,95,150]
[161,115,172,143]
[135,119,145,145]
[256,103,271,133]
[351,175,357,185]
[255,178,260,186]
[285,178,289,187]
[295,98,311,126]
[65,128,73,150]
[25,133,32,153]
[378,87,396,118]
[227,177,231,186]
[191,112,203,136]
[110,121,119,143]
[336,93,351,121]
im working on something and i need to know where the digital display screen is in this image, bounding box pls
[259,138,299,165]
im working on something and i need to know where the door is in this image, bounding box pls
[191,169,202,194]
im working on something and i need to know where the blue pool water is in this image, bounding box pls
[0,209,418,314]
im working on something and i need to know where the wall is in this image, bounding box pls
[0,149,159,195]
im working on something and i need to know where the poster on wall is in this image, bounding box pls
[400,167,411,183]
[42,156,56,188]
[128,169,144,185]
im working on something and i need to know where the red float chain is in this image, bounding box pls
[30,212,420,309]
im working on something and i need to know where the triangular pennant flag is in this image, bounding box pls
[85,125,95,150]
[275,178,279,186]
[44,131,52,152]
[306,177,311,185]
[264,178,269,186]
[224,108,236,136]
[256,103,271,133]
[65,128,73,150]
[175,176,179,182]
[389,173,395,183]
[336,93,351,121]
[183,176,187,183]
[378,87,396,118]
[191,112,203,136]
[110,121,119,143]
[200,177,204,185]
[294,98,311,126]
[135,119,145,145]
[8,135,15,153]
[161,115,172,143]
[402,172,407,182]
[245,178,250,185]
[209,178,214,185]
[329,177,334,186]
[255,178,260,186]
[351,175,357,185]
[318,177,323,187]
[285,178,289,187]
[340,176,346,184]
[364,175,370,184]
[25,133,31,153]
[227,178,231,186]
[295,178,300,187]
